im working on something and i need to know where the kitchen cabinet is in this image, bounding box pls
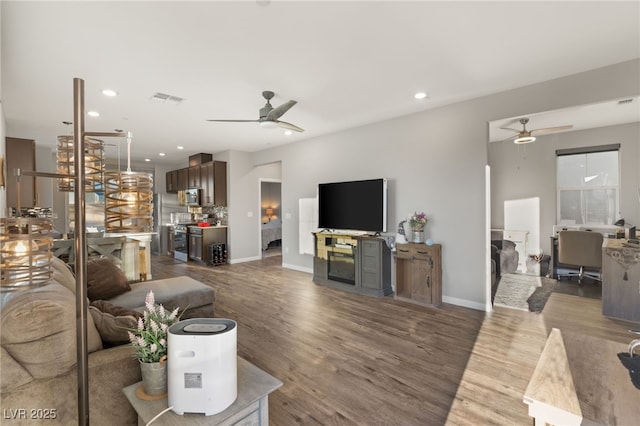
[166,160,225,202]
[165,170,178,193]
[395,243,442,306]
[200,161,227,206]
[188,165,201,188]
[177,168,188,190]
[6,137,36,208]
[188,226,228,264]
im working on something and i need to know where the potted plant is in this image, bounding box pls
[409,211,428,243]
[127,290,181,396]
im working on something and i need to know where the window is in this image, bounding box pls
[557,147,619,226]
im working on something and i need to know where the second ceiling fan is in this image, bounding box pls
[501,117,573,144]
[207,91,304,132]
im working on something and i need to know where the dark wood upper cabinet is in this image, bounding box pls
[166,161,226,206]
[188,165,201,188]
[6,137,36,208]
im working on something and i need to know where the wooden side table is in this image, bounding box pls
[123,357,282,425]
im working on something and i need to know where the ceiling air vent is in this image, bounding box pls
[617,98,633,105]
[150,92,185,105]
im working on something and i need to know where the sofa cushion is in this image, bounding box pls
[51,256,76,294]
[1,282,103,379]
[0,346,33,392]
[87,257,131,301]
[107,276,215,317]
[89,300,141,346]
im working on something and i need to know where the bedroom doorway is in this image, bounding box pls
[260,179,282,258]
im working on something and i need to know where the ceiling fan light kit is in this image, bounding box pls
[514,136,536,144]
[259,120,278,129]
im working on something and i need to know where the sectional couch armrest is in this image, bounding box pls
[0,345,140,426]
[88,345,140,426]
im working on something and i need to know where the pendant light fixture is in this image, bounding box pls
[56,122,105,192]
[0,217,53,291]
[104,133,154,233]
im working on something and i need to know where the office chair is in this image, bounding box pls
[557,230,604,285]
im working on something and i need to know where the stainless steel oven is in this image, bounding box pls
[173,224,189,262]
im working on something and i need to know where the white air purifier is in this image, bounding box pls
[167,318,237,416]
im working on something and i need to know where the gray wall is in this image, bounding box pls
[250,59,640,311]
[490,122,640,255]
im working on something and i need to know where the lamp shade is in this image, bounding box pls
[0,217,53,292]
[57,135,105,192]
[266,208,274,216]
[104,171,154,233]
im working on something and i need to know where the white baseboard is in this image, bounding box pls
[228,255,262,264]
[282,263,313,274]
[442,295,487,312]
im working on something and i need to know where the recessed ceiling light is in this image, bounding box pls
[144,158,151,162]
[414,92,428,100]
[177,146,184,150]
[159,153,166,157]
[102,89,118,97]
[87,111,100,117]
[284,130,292,136]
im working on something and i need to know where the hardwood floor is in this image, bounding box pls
[151,255,638,425]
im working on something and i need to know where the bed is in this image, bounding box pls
[262,219,282,250]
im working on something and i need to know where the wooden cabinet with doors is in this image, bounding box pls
[200,161,227,206]
[395,243,442,306]
[6,137,36,209]
[176,168,188,190]
[165,161,226,204]
[166,169,178,193]
[188,165,201,188]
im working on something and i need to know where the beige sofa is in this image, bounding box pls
[1,257,215,425]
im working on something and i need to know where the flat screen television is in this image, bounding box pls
[318,178,387,233]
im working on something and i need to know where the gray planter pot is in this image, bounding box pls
[140,356,167,396]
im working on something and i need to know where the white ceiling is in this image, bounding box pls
[2,1,639,164]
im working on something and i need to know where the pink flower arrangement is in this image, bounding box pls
[127,291,181,363]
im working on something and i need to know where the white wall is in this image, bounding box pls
[251,59,640,311]
[490,122,640,255]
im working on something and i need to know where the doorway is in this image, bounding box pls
[260,179,282,258]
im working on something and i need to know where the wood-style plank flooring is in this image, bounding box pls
[151,255,639,425]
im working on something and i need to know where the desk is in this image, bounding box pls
[123,357,282,425]
[523,328,639,426]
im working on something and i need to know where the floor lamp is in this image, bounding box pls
[16,78,128,425]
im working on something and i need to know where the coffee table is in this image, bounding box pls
[123,357,282,425]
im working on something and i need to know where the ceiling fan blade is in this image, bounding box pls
[500,134,518,142]
[277,121,304,132]
[499,127,523,133]
[206,119,259,123]
[530,125,573,135]
[267,100,297,121]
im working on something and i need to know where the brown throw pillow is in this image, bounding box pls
[89,300,142,346]
[86,257,131,301]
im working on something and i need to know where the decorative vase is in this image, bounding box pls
[139,356,167,396]
[411,229,424,243]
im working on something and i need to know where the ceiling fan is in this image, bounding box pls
[501,117,573,144]
[207,90,304,132]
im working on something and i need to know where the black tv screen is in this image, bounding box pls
[318,178,387,233]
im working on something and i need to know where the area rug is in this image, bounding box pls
[494,273,557,313]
